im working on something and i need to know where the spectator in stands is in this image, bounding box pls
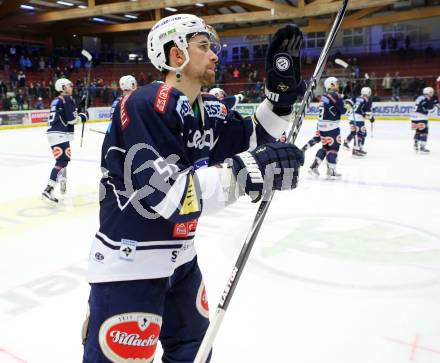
[380,37,386,53]
[3,55,10,72]
[38,57,45,71]
[436,76,440,97]
[19,55,26,70]
[10,70,17,90]
[391,72,401,101]
[0,79,7,98]
[16,89,25,110]
[233,67,240,80]
[74,58,81,72]
[382,73,392,98]
[2,95,12,111]
[17,70,26,89]
[147,72,153,84]
[25,56,32,70]
[35,97,44,110]
[138,72,146,86]
[342,80,352,99]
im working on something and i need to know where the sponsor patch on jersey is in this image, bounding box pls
[154,83,173,114]
[176,95,194,123]
[119,239,137,261]
[320,136,334,146]
[179,174,200,215]
[99,312,162,363]
[120,95,131,129]
[203,100,227,120]
[65,147,71,159]
[196,282,209,319]
[172,219,198,238]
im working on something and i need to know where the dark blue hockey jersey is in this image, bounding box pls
[350,95,372,122]
[317,92,346,131]
[46,95,78,146]
[89,82,277,281]
[412,95,439,120]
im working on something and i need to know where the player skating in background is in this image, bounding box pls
[411,86,439,153]
[209,87,244,110]
[308,76,350,179]
[82,14,305,363]
[42,78,88,204]
[343,86,374,157]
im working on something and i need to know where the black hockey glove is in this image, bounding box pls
[231,142,304,203]
[370,116,375,123]
[265,25,304,116]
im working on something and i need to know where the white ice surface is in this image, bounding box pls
[0,119,439,363]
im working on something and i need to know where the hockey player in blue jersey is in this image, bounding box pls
[411,86,439,153]
[343,86,373,157]
[42,78,88,203]
[82,14,305,363]
[209,87,244,110]
[308,77,350,179]
[109,75,138,122]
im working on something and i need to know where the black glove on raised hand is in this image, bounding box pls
[265,25,304,116]
[231,142,304,202]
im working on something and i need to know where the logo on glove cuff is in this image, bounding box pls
[275,56,290,72]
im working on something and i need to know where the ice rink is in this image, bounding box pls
[1,118,440,363]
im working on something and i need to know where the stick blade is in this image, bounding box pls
[81,49,93,61]
[335,58,348,68]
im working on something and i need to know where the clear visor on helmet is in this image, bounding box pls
[187,25,221,55]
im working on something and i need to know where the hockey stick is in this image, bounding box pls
[194,1,349,362]
[90,128,106,135]
[80,49,93,147]
[335,58,349,69]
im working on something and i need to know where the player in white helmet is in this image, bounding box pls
[343,86,374,157]
[209,86,244,110]
[42,78,87,204]
[119,75,137,95]
[411,86,439,152]
[306,76,351,179]
[83,14,306,363]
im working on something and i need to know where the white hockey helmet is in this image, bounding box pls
[147,14,219,73]
[55,78,73,92]
[361,87,372,97]
[119,75,137,91]
[324,77,339,91]
[423,87,434,97]
[209,87,225,99]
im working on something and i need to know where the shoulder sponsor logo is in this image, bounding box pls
[99,312,162,363]
[154,83,173,114]
[176,95,194,123]
[120,95,131,129]
[203,100,227,120]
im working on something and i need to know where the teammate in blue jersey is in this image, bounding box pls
[411,86,439,153]
[42,78,87,203]
[209,87,244,110]
[343,86,373,157]
[308,77,350,179]
[109,75,138,122]
[82,14,305,363]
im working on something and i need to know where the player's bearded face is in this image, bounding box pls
[186,35,218,85]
